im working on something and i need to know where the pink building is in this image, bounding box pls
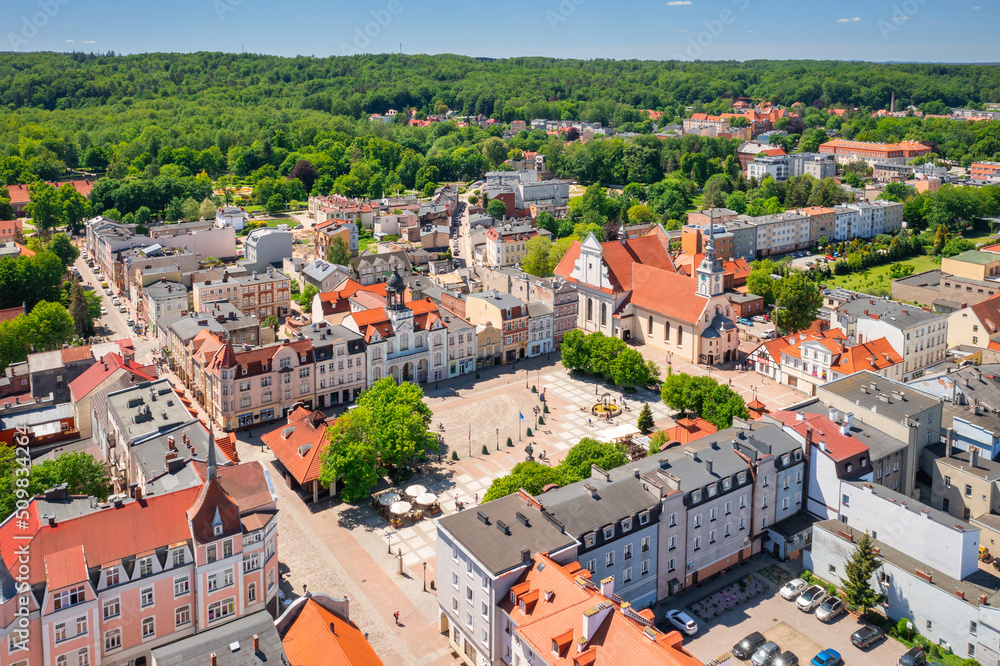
[0,437,278,666]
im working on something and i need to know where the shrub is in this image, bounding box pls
[451,451,459,461]
[543,404,549,413]
[506,437,513,447]
[526,428,533,436]
[482,445,489,455]
[827,583,838,597]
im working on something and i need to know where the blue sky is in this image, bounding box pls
[3,0,997,62]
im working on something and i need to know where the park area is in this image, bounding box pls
[819,254,941,294]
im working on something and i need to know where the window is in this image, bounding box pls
[694,513,702,528]
[223,539,233,558]
[54,585,85,610]
[104,568,119,587]
[624,543,632,559]
[77,648,89,666]
[968,643,975,658]
[829,564,837,574]
[966,485,973,498]
[224,569,234,587]
[724,523,732,537]
[140,586,153,608]
[174,576,189,597]
[926,619,932,630]
[623,567,632,583]
[586,559,596,573]
[668,512,677,527]
[248,582,257,603]
[622,518,632,532]
[642,536,650,552]
[55,623,66,642]
[208,598,235,623]
[104,629,122,652]
[207,544,217,562]
[740,495,747,509]
[139,557,153,577]
[739,516,747,531]
[970,621,978,636]
[605,552,614,567]
[141,617,155,639]
[175,606,191,628]
[452,572,459,588]
[208,574,219,591]
[603,526,614,540]
[103,598,120,620]
[76,616,87,636]
[172,549,185,567]
[693,536,701,551]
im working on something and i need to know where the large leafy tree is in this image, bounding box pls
[661,372,748,429]
[25,182,64,233]
[30,452,110,500]
[559,329,590,372]
[522,236,553,277]
[326,236,352,266]
[486,198,508,220]
[840,531,885,616]
[607,348,658,388]
[560,438,628,482]
[774,273,822,333]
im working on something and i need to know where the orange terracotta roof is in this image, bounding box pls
[69,352,156,401]
[282,597,383,666]
[833,337,901,374]
[629,265,707,323]
[724,258,752,280]
[260,407,332,486]
[980,242,1000,255]
[971,292,1000,335]
[44,544,89,590]
[553,235,674,294]
[664,417,717,444]
[0,305,24,323]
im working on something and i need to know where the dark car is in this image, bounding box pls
[899,646,927,666]
[733,632,767,660]
[851,625,884,649]
[772,651,799,666]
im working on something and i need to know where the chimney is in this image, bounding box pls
[705,459,714,476]
[945,429,954,458]
[252,634,260,651]
[633,468,640,479]
[581,602,614,643]
[828,406,839,423]
[599,576,614,598]
[168,436,176,451]
[972,448,980,468]
[957,588,966,600]
[210,654,217,666]
[520,548,531,564]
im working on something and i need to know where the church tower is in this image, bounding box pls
[695,224,725,298]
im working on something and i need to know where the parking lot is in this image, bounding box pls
[682,588,907,666]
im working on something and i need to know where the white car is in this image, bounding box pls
[796,585,827,612]
[779,578,807,600]
[118,305,127,313]
[665,609,698,636]
[100,307,108,316]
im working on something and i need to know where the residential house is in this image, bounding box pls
[742,211,810,257]
[68,351,157,439]
[300,321,366,407]
[465,291,529,364]
[794,207,836,245]
[261,406,335,503]
[485,223,549,267]
[243,228,293,273]
[350,249,411,285]
[276,594,383,666]
[476,323,503,369]
[441,306,476,378]
[215,205,247,230]
[193,267,292,322]
[818,138,932,165]
[525,302,553,358]
[143,280,189,342]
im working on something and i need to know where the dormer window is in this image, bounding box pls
[214,524,223,537]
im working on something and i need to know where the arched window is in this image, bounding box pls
[664,321,671,341]
[726,306,732,318]
[600,303,607,326]
[248,582,257,603]
[648,316,654,334]
[400,334,409,351]
[677,326,683,345]
[434,352,442,367]
[715,305,722,316]
[587,298,593,321]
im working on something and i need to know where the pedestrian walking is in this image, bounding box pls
[474,493,478,503]
[394,611,400,626]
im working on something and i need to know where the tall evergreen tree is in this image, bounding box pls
[69,282,90,338]
[636,402,654,433]
[840,531,885,616]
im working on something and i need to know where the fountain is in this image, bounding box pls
[591,392,622,417]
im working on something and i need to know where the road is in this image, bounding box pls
[73,251,160,365]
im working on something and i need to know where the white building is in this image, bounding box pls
[525,302,553,358]
[215,206,247,231]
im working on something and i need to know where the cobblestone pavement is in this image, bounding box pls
[165,349,817,665]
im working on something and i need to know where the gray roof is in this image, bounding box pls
[836,296,947,328]
[131,421,227,482]
[728,292,763,304]
[819,370,940,422]
[768,511,817,539]
[0,402,75,430]
[892,269,942,288]
[437,492,576,576]
[144,280,187,300]
[107,380,193,446]
[844,480,974,532]
[796,399,908,459]
[944,402,1000,437]
[468,290,526,310]
[150,610,285,666]
[527,302,552,318]
[951,364,1000,411]
[302,259,349,282]
[814,519,1000,605]
[925,442,1000,481]
[537,476,659,537]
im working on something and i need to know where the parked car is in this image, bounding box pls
[752,315,767,323]
[665,609,698,636]
[810,649,842,666]
[772,651,799,666]
[851,625,885,649]
[898,647,927,666]
[738,318,753,326]
[732,632,767,660]
[105,289,113,296]
[100,307,107,315]
[118,305,127,313]
[761,328,776,339]
[126,318,135,327]
[796,585,827,612]
[779,578,807,600]
[815,597,844,622]
[751,641,781,666]
[112,297,120,306]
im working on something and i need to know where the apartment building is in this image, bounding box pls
[243,227,293,272]
[817,371,943,497]
[476,323,503,369]
[741,211,809,257]
[441,306,477,378]
[722,218,758,262]
[818,138,932,165]
[525,302,553,358]
[681,223,735,261]
[0,452,279,666]
[166,305,261,384]
[832,206,860,241]
[193,267,292,321]
[299,321,367,407]
[143,280,189,341]
[484,223,548,267]
[832,296,949,381]
[971,162,1000,180]
[746,153,834,182]
[207,338,316,430]
[794,207,836,245]
[466,291,530,364]
[308,194,376,227]
[477,267,578,344]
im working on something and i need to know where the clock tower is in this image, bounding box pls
[695,224,725,298]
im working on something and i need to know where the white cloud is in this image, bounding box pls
[836,16,861,22]
[82,40,98,44]
[65,39,74,42]
[891,16,910,21]
[973,5,981,9]
[665,1,693,5]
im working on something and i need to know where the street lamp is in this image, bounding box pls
[387,531,392,554]
[496,427,499,451]
[423,561,427,592]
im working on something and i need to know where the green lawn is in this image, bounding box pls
[819,254,941,296]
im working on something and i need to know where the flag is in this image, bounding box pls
[519,412,524,421]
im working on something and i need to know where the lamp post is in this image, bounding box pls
[525,368,529,388]
[496,427,499,451]
[387,531,392,554]
[423,561,427,592]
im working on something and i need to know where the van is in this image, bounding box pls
[762,328,776,339]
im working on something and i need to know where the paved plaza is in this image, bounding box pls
[162,346,825,665]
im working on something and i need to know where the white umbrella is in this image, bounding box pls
[405,484,427,498]
[415,492,437,506]
[379,492,401,506]
[390,501,412,515]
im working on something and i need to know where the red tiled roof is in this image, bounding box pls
[630,265,707,323]
[44,544,89,590]
[261,407,332,485]
[187,477,242,543]
[553,236,675,294]
[69,352,156,401]
[7,179,93,206]
[833,337,901,374]
[0,305,24,323]
[664,417,717,444]
[771,411,869,463]
[724,258,752,280]
[281,597,384,666]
